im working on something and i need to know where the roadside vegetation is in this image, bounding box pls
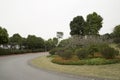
[51,41,120,65]
[49,12,120,65]
[0,27,58,55]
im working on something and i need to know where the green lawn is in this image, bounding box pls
[31,56,120,80]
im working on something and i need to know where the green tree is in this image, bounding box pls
[69,12,103,36]
[86,12,103,35]
[45,38,58,51]
[70,16,85,36]
[26,35,44,49]
[53,37,58,46]
[45,39,53,51]
[101,33,111,40]
[0,26,9,45]
[10,33,22,44]
[58,39,69,47]
[21,37,27,49]
[113,25,120,37]
[113,25,120,43]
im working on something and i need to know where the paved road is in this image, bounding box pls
[0,52,106,80]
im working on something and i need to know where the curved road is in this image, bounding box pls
[0,52,106,80]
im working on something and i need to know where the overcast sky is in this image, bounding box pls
[0,0,120,40]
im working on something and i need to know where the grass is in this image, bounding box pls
[31,55,120,80]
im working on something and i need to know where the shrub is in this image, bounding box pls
[0,48,44,56]
[49,48,58,55]
[85,58,106,65]
[52,48,73,59]
[49,47,74,56]
[117,43,120,49]
[100,47,119,59]
[52,56,82,65]
[75,48,88,59]
[32,49,44,52]
[0,48,11,55]
[114,38,120,43]
[59,49,73,60]
[52,57,120,65]
[87,45,99,57]
[55,48,65,56]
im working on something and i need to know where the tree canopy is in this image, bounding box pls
[113,25,120,38]
[45,37,58,51]
[26,35,44,49]
[0,26,9,45]
[86,12,103,35]
[9,33,22,45]
[112,25,120,43]
[70,16,85,35]
[70,12,103,36]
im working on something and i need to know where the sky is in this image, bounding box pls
[0,0,120,40]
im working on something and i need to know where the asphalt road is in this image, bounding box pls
[0,52,106,80]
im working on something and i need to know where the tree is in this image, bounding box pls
[53,37,58,46]
[101,33,111,40]
[70,16,85,36]
[45,39,54,51]
[69,12,103,36]
[0,26,9,45]
[45,38,58,51]
[10,33,22,45]
[21,37,27,49]
[26,35,44,49]
[9,33,22,49]
[113,25,120,37]
[58,39,70,47]
[113,25,120,43]
[86,12,103,35]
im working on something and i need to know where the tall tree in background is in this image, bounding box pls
[70,16,85,36]
[45,37,58,51]
[21,37,27,48]
[86,12,103,35]
[0,26,9,45]
[9,33,22,49]
[113,25,120,37]
[26,35,44,49]
[10,33,22,44]
[53,37,58,46]
[113,25,120,43]
[70,12,103,36]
